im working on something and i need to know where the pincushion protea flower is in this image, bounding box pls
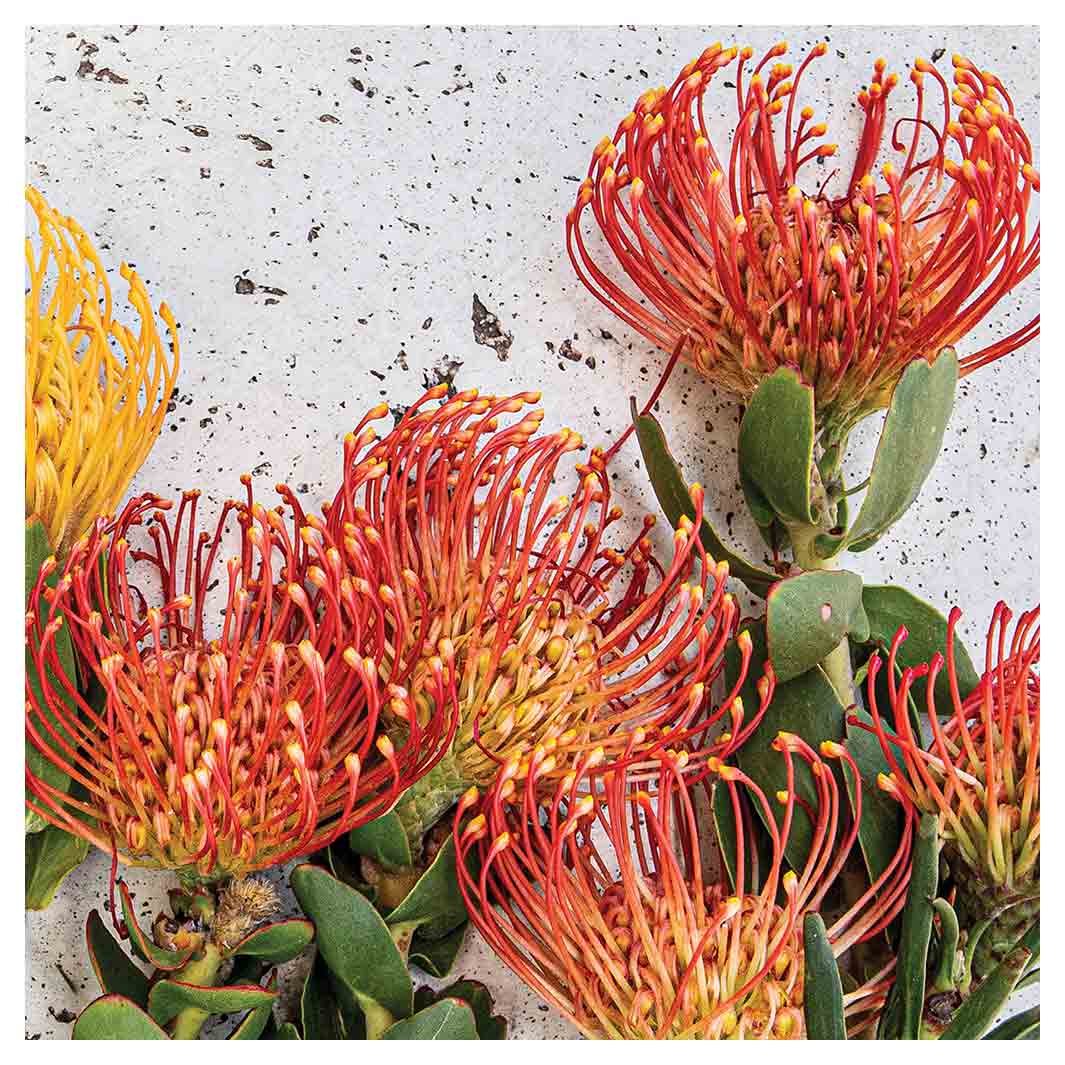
[864,602,1039,981]
[25,481,458,883]
[566,43,1039,428]
[455,729,914,1039]
[26,186,179,556]
[323,385,762,847]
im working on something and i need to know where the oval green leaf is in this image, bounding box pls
[290,863,413,1020]
[118,880,194,971]
[26,823,89,910]
[845,348,958,553]
[86,909,150,1007]
[879,812,940,1040]
[984,1005,1040,1040]
[941,943,1032,1040]
[426,981,507,1040]
[410,921,468,978]
[766,569,865,682]
[147,979,277,1027]
[72,995,170,1040]
[349,810,413,868]
[228,974,277,1041]
[738,367,816,527]
[803,913,846,1039]
[300,950,344,1041]
[386,834,468,939]
[633,407,777,597]
[380,998,478,1040]
[227,918,314,963]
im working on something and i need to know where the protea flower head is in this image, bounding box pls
[566,43,1039,428]
[323,385,759,847]
[24,481,458,883]
[26,185,179,556]
[455,729,913,1039]
[864,602,1039,980]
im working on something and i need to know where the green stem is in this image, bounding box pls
[168,942,223,1040]
[789,526,856,709]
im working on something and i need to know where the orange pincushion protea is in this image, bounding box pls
[25,482,458,881]
[26,186,179,556]
[455,730,914,1039]
[322,386,761,842]
[864,602,1039,980]
[566,43,1039,428]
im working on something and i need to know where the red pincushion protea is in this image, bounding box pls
[864,602,1039,980]
[566,42,1039,428]
[25,481,458,881]
[455,729,913,1039]
[322,386,764,841]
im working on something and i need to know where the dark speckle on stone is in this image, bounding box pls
[472,294,513,361]
[559,338,582,362]
[238,133,273,151]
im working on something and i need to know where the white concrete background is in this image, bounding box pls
[25,24,1039,1039]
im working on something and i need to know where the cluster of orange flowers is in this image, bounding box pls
[25,36,1039,1042]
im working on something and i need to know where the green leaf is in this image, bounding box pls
[803,914,846,1039]
[843,708,904,886]
[843,348,958,553]
[427,980,507,1040]
[879,813,940,1039]
[349,810,413,868]
[300,950,344,1040]
[984,1005,1040,1040]
[381,999,478,1040]
[72,995,170,1040]
[290,863,413,1020]
[941,942,1032,1040]
[118,880,194,971]
[85,910,150,1007]
[228,974,277,1041]
[147,980,277,1027]
[724,621,845,870]
[766,569,866,682]
[226,918,314,963]
[633,408,777,597]
[860,585,980,714]
[410,922,468,978]
[25,823,89,910]
[25,518,78,833]
[276,1021,302,1039]
[738,367,816,526]
[386,835,468,939]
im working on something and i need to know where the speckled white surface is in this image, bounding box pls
[25,24,1038,1039]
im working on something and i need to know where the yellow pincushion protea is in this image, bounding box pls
[25,185,179,556]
